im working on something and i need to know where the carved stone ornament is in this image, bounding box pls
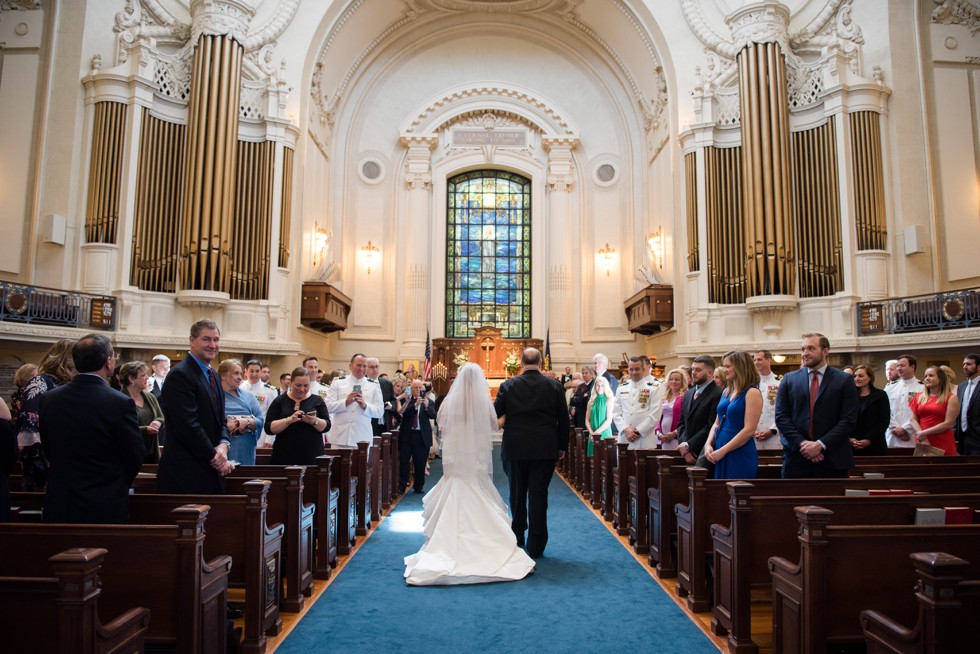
[726,1,791,53]
[0,0,41,10]
[190,0,255,45]
[933,0,980,35]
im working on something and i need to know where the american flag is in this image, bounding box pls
[422,329,432,380]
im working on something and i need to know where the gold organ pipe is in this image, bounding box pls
[279,147,294,268]
[685,153,699,271]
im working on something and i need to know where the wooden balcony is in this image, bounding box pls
[624,284,674,335]
[300,282,352,333]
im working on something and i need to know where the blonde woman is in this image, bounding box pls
[585,375,615,457]
[656,368,689,450]
[703,350,763,479]
[910,365,959,455]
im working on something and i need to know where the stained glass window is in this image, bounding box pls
[446,170,531,338]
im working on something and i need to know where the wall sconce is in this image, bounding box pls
[646,227,664,270]
[312,225,330,267]
[597,242,616,277]
[360,240,380,274]
[772,354,787,364]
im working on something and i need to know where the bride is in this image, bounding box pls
[403,363,535,586]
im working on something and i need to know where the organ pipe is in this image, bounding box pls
[850,111,887,250]
[685,152,700,272]
[279,147,294,268]
[705,146,745,304]
[737,41,795,297]
[85,101,127,244]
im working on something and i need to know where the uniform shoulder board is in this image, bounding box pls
[775,374,783,381]
[646,381,656,386]
[367,378,379,384]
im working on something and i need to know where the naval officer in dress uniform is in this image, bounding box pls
[325,353,384,449]
[612,356,665,450]
[753,350,783,450]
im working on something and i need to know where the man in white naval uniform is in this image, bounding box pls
[240,359,275,417]
[753,350,782,450]
[886,354,924,448]
[612,356,665,450]
[325,353,384,449]
[305,356,329,400]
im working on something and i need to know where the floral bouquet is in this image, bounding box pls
[453,350,470,367]
[503,351,521,375]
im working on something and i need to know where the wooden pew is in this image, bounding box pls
[599,439,618,522]
[674,469,980,612]
[612,443,631,535]
[861,552,980,654]
[325,447,359,554]
[311,454,339,576]
[710,482,980,653]
[0,505,232,654]
[390,428,401,500]
[0,547,151,654]
[590,433,603,509]
[355,441,373,535]
[226,467,314,613]
[380,432,393,510]
[370,436,383,522]
[768,506,980,654]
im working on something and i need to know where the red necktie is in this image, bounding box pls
[207,368,219,401]
[808,370,819,440]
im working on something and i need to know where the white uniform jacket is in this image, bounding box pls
[756,372,782,450]
[325,375,384,448]
[612,375,665,450]
[886,377,924,448]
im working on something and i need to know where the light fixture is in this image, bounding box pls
[360,240,380,274]
[647,227,664,270]
[312,225,330,267]
[598,242,616,277]
[772,354,786,364]
[432,361,448,380]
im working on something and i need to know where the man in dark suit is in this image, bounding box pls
[398,379,436,493]
[775,333,858,478]
[40,333,144,523]
[367,357,396,436]
[676,355,724,469]
[494,348,569,558]
[157,319,234,494]
[955,353,980,454]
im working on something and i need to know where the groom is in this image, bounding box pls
[494,348,569,558]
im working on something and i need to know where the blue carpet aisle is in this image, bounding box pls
[276,447,718,653]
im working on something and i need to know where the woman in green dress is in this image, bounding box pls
[585,375,616,456]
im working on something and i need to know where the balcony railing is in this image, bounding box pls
[857,288,980,336]
[0,282,116,331]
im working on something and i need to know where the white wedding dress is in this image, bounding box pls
[404,364,535,586]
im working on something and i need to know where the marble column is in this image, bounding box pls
[401,136,436,347]
[544,138,577,346]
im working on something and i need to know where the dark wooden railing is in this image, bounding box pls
[0,281,116,330]
[857,288,980,336]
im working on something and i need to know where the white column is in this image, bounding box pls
[401,136,436,347]
[544,138,577,346]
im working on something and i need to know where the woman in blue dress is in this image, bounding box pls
[218,358,264,466]
[703,350,762,479]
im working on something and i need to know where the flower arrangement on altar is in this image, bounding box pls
[503,351,521,375]
[453,350,470,367]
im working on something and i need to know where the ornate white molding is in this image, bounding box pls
[726,1,791,54]
[0,0,41,10]
[933,0,980,34]
[189,0,255,45]
[400,135,436,190]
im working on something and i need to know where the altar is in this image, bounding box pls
[431,326,543,396]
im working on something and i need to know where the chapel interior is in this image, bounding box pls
[0,0,978,386]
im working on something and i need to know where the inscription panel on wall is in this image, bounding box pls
[451,129,526,147]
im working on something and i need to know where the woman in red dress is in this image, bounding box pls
[910,365,960,456]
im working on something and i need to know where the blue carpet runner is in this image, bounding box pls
[276,448,717,653]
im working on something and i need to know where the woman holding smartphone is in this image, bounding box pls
[265,367,331,464]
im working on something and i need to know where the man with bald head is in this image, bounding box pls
[494,348,569,558]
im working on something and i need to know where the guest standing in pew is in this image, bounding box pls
[584,375,615,457]
[655,368,688,450]
[398,379,436,494]
[41,334,144,523]
[677,355,724,468]
[850,364,889,456]
[703,350,762,479]
[264,367,330,465]
[955,353,980,454]
[118,361,164,464]
[17,339,76,491]
[0,398,17,521]
[775,333,859,478]
[612,356,665,450]
[219,359,264,466]
[910,365,960,456]
[325,354,384,450]
[157,320,235,494]
[568,365,594,430]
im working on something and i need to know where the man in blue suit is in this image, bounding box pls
[775,333,858,478]
[954,353,980,454]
